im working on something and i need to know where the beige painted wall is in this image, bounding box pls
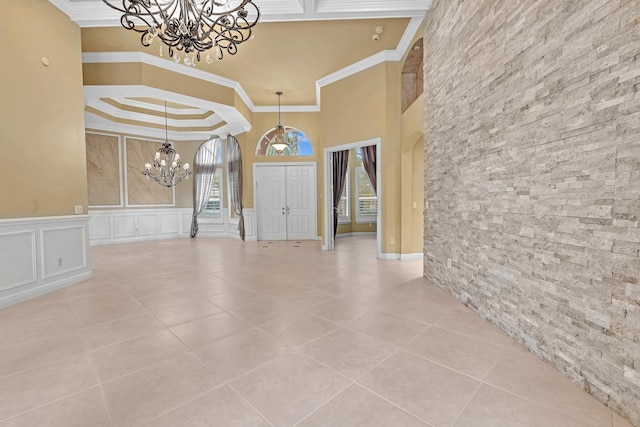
[321,64,391,249]
[400,95,426,255]
[1,0,87,219]
[320,60,422,255]
[83,63,235,106]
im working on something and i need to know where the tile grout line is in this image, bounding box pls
[86,350,116,426]
[450,381,484,427]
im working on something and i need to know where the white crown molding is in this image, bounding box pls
[85,112,224,141]
[48,0,74,16]
[83,51,256,111]
[111,97,210,116]
[396,16,425,59]
[252,105,321,113]
[86,99,223,128]
[84,85,251,137]
[315,16,424,90]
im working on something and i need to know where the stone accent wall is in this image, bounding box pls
[423,1,640,424]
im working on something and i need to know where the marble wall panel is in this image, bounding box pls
[125,138,173,206]
[86,133,120,206]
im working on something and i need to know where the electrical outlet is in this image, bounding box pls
[74,205,83,214]
[58,258,63,267]
[447,258,452,269]
[412,202,417,209]
[389,237,395,245]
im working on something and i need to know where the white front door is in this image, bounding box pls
[256,166,287,241]
[286,165,315,240]
[256,164,317,241]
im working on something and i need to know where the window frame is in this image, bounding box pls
[355,166,377,223]
[337,168,350,224]
[198,141,225,223]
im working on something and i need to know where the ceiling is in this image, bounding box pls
[49,0,430,139]
[52,0,431,25]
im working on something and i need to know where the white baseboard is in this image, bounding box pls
[0,271,92,309]
[400,253,423,261]
[380,253,424,261]
[335,232,377,239]
[0,215,91,308]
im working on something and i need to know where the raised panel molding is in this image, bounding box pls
[89,208,190,245]
[114,215,136,237]
[159,214,179,234]
[138,215,158,236]
[0,231,37,291]
[196,208,256,241]
[41,226,87,279]
[0,216,91,308]
[89,208,256,245]
[89,215,111,239]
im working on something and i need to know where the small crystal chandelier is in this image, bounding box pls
[142,102,191,187]
[269,91,291,153]
[101,0,260,66]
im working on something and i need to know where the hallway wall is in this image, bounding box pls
[423,1,640,424]
[1,0,87,218]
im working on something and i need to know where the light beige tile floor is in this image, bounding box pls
[0,237,634,427]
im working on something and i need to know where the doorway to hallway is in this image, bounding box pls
[324,138,382,259]
[254,163,317,241]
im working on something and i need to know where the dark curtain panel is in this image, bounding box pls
[332,150,350,238]
[190,137,220,238]
[227,135,245,241]
[360,144,377,194]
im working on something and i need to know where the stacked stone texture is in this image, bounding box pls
[423,0,640,424]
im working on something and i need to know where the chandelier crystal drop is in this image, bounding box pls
[101,0,260,65]
[142,102,191,187]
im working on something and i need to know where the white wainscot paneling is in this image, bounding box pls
[41,226,87,279]
[88,208,253,244]
[159,213,179,234]
[89,216,111,240]
[0,216,91,308]
[89,209,191,245]
[138,214,158,236]
[196,208,255,240]
[0,231,37,291]
[114,215,136,238]
[243,209,255,240]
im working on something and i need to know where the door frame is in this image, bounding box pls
[323,138,382,259]
[253,162,318,241]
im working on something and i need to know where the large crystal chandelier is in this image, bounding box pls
[142,102,191,187]
[101,0,260,66]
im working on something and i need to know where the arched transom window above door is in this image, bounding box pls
[255,126,314,156]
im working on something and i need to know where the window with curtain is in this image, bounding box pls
[199,142,225,222]
[355,147,377,223]
[337,168,350,224]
